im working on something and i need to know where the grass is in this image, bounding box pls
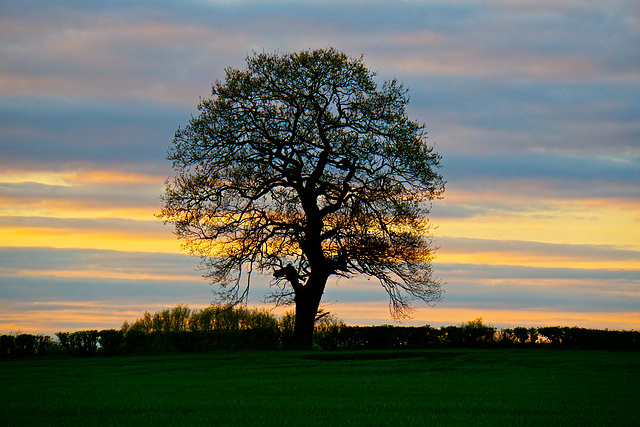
[1,349,639,426]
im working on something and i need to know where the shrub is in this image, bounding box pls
[0,335,15,358]
[538,327,565,346]
[441,319,496,348]
[14,334,38,357]
[98,329,123,355]
[56,330,100,356]
[122,329,147,353]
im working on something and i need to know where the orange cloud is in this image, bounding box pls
[0,168,167,222]
[0,225,181,253]
[66,170,165,186]
[0,301,142,335]
[9,268,199,283]
[0,198,157,221]
[0,171,74,187]
[0,168,165,186]
[433,203,640,251]
[435,246,640,270]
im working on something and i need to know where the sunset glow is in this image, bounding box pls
[1,0,638,335]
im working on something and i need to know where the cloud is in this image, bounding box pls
[419,84,639,154]
[388,53,610,82]
[436,237,640,269]
[0,217,179,252]
[0,300,141,335]
[0,0,638,334]
[432,205,640,251]
[436,276,639,313]
[0,96,185,169]
[0,247,197,276]
[0,246,272,334]
[4,1,637,101]
[0,12,248,104]
[1,244,637,334]
[2,1,638,167]
[441,152,640,185]
[324,263,638,307]
[0,178,164,220]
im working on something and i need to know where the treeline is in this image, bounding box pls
[1,306,638,358]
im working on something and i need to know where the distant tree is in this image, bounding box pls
[459,318,496,347]
[98,329,123,355]
[161,48,445,349]
[0,335,15,358]
[538,326,564,346]
[14,334,37,357]
[513,327,530,344]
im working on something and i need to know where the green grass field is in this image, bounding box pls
[1,349,639,426]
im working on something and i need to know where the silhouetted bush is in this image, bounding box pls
[123,329,150,354]
[537,327,640,350]
[538,326,565,346]
[0,334,52,358]
[98,329,123,355]
[0,335,16,358]
[14,334,38,357]
[55,330,100,356]
[498,328,517,347]
[56,332,71,351]
[313,325,347,350]
[0,334,54,358]
[440,319,496,348]
[513,327,531,344]
[499,327,539,348]
[124,304,280,335]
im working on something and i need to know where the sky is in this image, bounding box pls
[1,0,639,336]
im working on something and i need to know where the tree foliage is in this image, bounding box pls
[161,48,445,347]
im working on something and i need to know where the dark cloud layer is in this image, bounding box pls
[0,96,184,169]
[2,1,637,195]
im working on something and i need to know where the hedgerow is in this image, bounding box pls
[2,306,638,358]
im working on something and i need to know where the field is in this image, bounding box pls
[1,349,639,426]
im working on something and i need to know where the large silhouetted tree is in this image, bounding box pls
[161,48,445,349]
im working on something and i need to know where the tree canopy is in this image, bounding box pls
[161,48,445,348]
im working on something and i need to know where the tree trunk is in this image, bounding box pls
[293,299,317,350]
[293,275,327,350]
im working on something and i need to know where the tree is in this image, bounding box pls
[161,48,445,349]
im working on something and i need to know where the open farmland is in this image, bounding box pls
[1,349,639,426]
